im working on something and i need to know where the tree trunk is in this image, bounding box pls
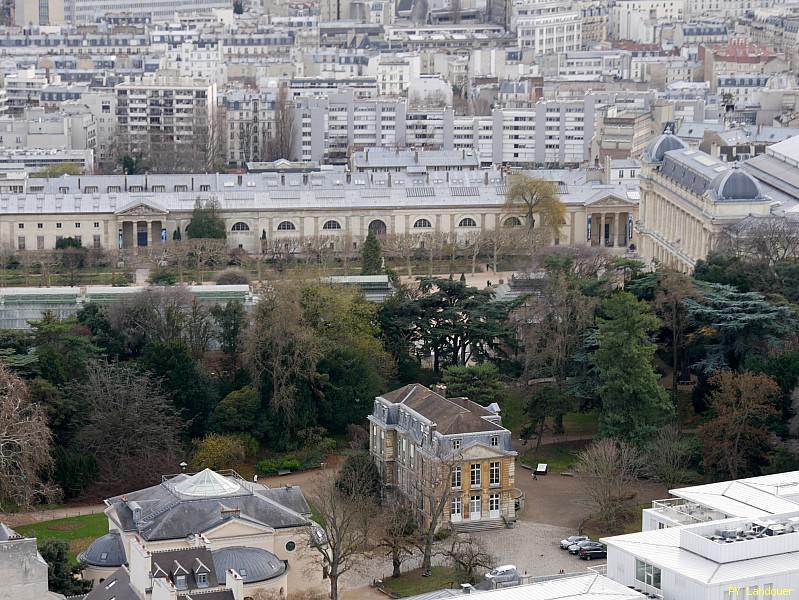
[671,305,679,405]
[329,573,339,600]
[554,413,564,435]
[422,530,434,573]
[392,553,402,578]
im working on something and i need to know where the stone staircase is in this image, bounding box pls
[451,519,507,533]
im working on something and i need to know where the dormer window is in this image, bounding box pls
[490,435,499,447]
[175,575,187,589]
[452,439,461,450]
[197,573,208,587]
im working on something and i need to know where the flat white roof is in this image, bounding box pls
[602,526,799,585]
[669,471,799,517]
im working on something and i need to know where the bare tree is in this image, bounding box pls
[462,230,488,275]
[185,238,228,283]
[267,85,297,161]
[445,534,494,584]
[377,493,417,578]
[484,226,520,274]
[576,438,643,531]
[307,469,381,600]
[721,216,799,267]
[384,233,421,276]
[643,424,693,488]
[73,360,184,491]
[0,365,59,510]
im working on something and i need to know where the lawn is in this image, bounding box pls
[16,512,108,565]
[519,439,589,472]
[381,567,460,597]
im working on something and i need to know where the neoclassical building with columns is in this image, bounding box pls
[636,132,778,272]
[0,168,639,254]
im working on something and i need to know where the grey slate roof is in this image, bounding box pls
[212,546,287,583]
[644,132,689,163]
[0,523,21,541]
[79,531,126,567]
[83,568,139,600]
[151,546,218,589]
[709,165,763,201]
[105,470,309,542]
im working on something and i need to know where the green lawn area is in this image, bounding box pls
[16,513,107,565]
[381,567,460,597]
[519,439,589,472]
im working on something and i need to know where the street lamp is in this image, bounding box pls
[180,461,188,473]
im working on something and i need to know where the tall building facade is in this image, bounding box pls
[14,0,64,25]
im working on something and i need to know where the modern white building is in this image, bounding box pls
[515,0,583,55]
[62,0,232,23]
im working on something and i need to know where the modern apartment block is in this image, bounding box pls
[368,384,519,531]
[114,70,216,165]
[515,0,583,55]
[62,0,231,23]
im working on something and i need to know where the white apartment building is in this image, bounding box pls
[4,69,51,116]
[294,92,407,164]
[165,40,226,86]
[611,0,685,42]
[553,51,630,80]
[63,0,231,23]
[453,116,494,167]
[686,0,776,17]
[74,91,116,169]
[0,107,95,152]
[515,0,583,55]
[367,54,422,97]
[114,71,217,166]
[405,106,454,149]
[14,0,64,26]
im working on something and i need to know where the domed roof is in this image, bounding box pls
[79,531,126,567]
[644,131,688,163]
[709,164,763,201]
[173,469,242,498]
[212,546,287,583]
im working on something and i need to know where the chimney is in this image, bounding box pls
[461,584,473,594]
[226,569,245,600]
[434,384,447,397]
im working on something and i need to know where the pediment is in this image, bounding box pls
[202,515,275,539]
[588,193,637,208]
[459,443,511,460]
[115,200,169,217]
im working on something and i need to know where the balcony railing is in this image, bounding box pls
[650,498,726,525]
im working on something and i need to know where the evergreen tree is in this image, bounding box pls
[39,540,92,595]
[592,292,673,445]
[361,231,383,275]
[187,201,226,239]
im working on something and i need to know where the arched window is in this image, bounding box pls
[277,221,296,231]
[458,217,477,228]
[322,220,342,230]
[231,222,250,231]
[368,219,387,236]
[503,217,522,228]
[413,218,432,229]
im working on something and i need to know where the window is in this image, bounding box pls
[490,435,499,447]
[451,496,462,516]
[231,222,250,231]
[93,235,101,249]
[285,541,296,552]
[452,438,461,450]
[199,184,211,191]
[17,236,24,250]
[56,223,62,229]
[503,217,522,228]
[452,466,461,489]
[37,223,43,229]
[458,217,477,228]
[277,221,296,231]
[175,575,187,589]
[490,462,500,486]
[75,236,81,246]
[635,559,661,589]
[37,236,44,250]
[489,493,500,512]
[59,186,69,193]
[197,573,208,587]
[413,218,432,228]
[322,220,342,230]
[17,223,23,229]
[470,463,481,487]
[75,222,81,228]
[94,222,100,228]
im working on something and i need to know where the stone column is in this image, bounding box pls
[599,213,606,247]
[609,213,617,247]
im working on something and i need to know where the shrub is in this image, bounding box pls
[192,433,247,470]
[216,269,250,285]
[256,459,279,475]
[230,432,259,460]
[434,528,452,541]
[149,268,177,285]
[280,456,301,471]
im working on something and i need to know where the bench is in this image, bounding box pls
[277,469,292,476]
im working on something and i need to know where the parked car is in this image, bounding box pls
[568,539,598,554]
[578,542,607,560]
[559,535,589,550]
[485,565,518,584]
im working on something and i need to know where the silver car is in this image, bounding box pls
[559,535,588,550]
[485,565,518,585]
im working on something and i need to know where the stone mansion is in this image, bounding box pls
[0,166,639,255]
[368,384,520,531]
